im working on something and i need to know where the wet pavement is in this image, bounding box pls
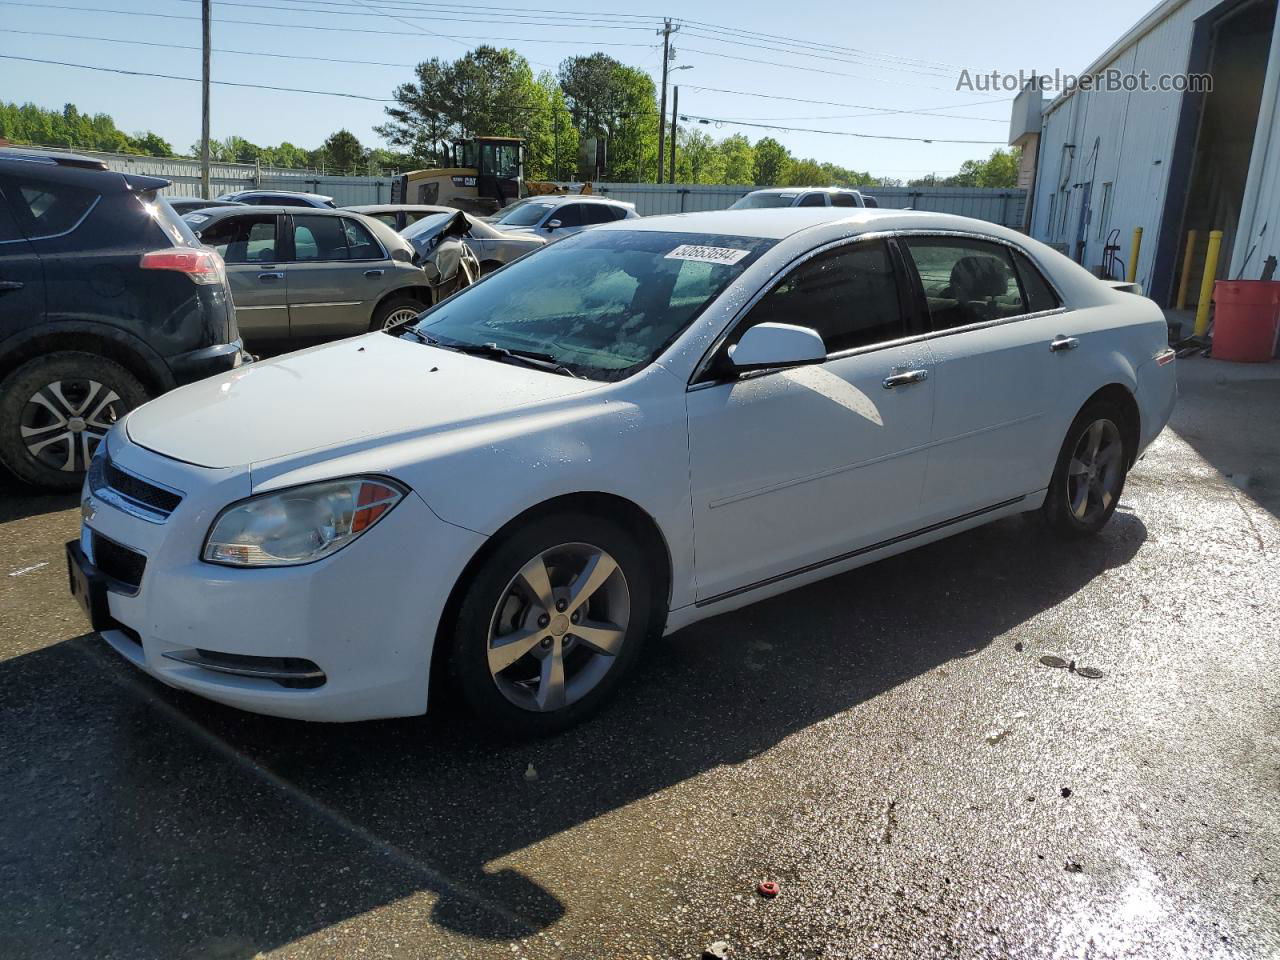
[2,357,1278,959]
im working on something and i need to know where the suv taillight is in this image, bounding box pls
[140,247,225,285]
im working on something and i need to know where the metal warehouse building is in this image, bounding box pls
[1013,0,1280,307]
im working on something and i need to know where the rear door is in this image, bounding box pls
[547,203,585,237]
[195,212,289,339]
[899,234,1069,521]
[286,214,391,337]
[0,181,47,340]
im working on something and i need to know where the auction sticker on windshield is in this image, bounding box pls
[665,244,751,265]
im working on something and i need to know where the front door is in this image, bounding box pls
[686,238,936,602]
[898,235,1070,523]
[286,214,388,338]
[195,212,289,340]
[0,183,46,337]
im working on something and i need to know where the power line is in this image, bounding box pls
[677,45,979,93]
[679,113,1006,145]
[0,53,397,100]
[677,29,957,80]
[679,84,1010,122]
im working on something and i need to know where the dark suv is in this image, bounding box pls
[0,148,244,490]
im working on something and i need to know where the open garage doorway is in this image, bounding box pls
[1154,0,1276,305]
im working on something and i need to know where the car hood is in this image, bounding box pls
[126,333,598,469]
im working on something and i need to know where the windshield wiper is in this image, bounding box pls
[440,341,584,379]
[399,326,439,345]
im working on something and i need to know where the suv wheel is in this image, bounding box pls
[0,352,149,490]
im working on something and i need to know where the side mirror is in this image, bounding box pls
[545,219,562,231]
[729,323,826,372]
[391,247,414,264]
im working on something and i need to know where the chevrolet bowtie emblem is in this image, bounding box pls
[81,497,96,524]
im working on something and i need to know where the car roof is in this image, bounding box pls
[222,189,334,202]
[0,146,109,170]
[744,186,862,195]
[344,204,456,214]
[524,195,633,207]
[594,207,1014,242]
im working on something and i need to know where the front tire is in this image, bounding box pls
[0,352,148,490]
[445,512,655,737]
[1042,401,1130,538]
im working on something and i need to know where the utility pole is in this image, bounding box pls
[656,18,677,184]
[669,85,679,184]
[200,0,211,198]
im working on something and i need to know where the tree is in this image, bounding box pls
[784,157,826,186]
[131,132,173,157]
[319,129,365,173]
[910,148,1020,188]
[557,53,658,181]
[752,137,791,186]
[675,128,724,184]
[376,57,455,164]
[718,134,755,184]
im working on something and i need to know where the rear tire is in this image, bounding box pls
[371,295,427,332]
[1042,401,1131,538]
[0,352,149,490]
[444,511,655,737]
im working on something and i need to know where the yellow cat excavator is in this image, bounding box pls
[391,136,591,215]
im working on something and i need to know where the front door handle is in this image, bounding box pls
[257,271,285,282]
[1050,335,1080,352]
[364,268,385,278]
[0,280,23,292]
[882,369,929,389]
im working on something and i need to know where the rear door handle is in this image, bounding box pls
[1050,335,1080,352]
[258,272,285,282]
[364,269,385,278]
[882,369,929,389]
[0,280,23,292]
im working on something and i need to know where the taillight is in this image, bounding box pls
[140,247,225,285]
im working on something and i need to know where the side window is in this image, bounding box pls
[554,204,585,228]
[610,206,631,221]
[197,215,278,264]
[293,215,349,261]
[830,192,858,208]
[581,205,615,225]
[903,237,1025,330]
[797,193,827,207]
[738,240,904,354]
[372,212,399,228]
[1012,250,1061,312]
[7,178,98,238]
[341,218,382,260]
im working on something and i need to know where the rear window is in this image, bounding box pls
[148,195,201,247]
[730,192,798,209]
[7,178,98,238]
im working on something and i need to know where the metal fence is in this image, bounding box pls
[580,182,1028,228]
[71,149,1027,226]
[78,149,397,205]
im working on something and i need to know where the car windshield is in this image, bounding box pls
[730,193,798,209]
[408,229,775,381]
[493,201,553,226]
[401,213,455,240]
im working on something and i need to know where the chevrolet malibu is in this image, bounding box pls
[68,208,1177,735]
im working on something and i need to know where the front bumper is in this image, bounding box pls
[75,432,485,722]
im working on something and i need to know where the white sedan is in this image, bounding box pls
[68,208,1177,734]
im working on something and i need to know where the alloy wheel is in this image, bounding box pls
[19,378,124,473]
[1067,418,1123,524]
[487,542,631,713]
[382,307,422,330]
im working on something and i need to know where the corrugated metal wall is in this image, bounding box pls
[1029,0,1243,293]
[82,150,396,205]
[580,183,1028,227]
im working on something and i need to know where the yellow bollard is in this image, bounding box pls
[1176,229,1198,310]
[1127,227,1143,283]
[1194,229,1223,337]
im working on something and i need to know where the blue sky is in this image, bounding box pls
[1,0,1157,179]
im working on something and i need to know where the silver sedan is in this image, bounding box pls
[401,209,545,275]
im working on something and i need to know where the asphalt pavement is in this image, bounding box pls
[1,356,1277,960]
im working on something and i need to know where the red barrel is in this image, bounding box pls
[1213,280,1280,362]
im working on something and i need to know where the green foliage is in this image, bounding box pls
[318,129,365,173]
[910,148,1020,188]
[557,54,657,182]
[752,137,791,186]
[718,134,755,185]
[0,101,171,156]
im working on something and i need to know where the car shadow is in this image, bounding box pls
[0,511,1147,957]
[0,475,78,524]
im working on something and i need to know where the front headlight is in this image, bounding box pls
[203,477,406,567]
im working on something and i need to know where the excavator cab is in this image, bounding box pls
[393,136,524,215]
